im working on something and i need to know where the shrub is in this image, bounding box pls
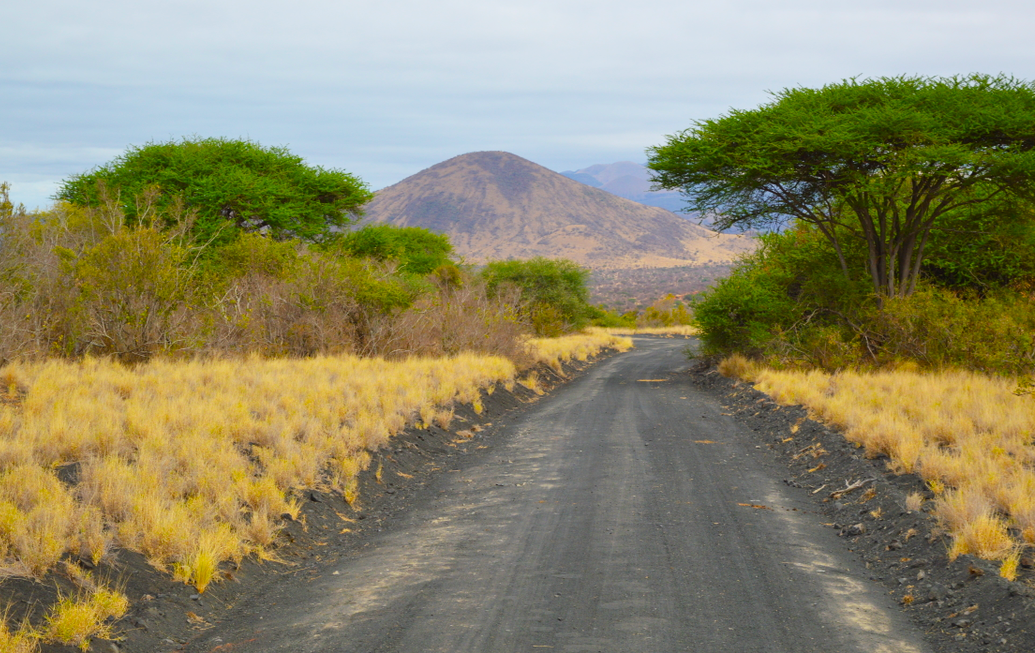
[691,266,795,356]
[691,219,1035,373]
[333,224,453,276]
[638,294,693,328]
[482,257,593,336]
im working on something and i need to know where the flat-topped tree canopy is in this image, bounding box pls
[57,137,373,245]
[647,74,1035,299]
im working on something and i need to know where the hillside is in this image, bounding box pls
[361,151,753,270]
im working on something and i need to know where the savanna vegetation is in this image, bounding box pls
[651,75,1035,576]
[0,139,632,649]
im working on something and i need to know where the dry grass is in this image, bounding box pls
[0,353,517,589]
[0,614,36,653]
[0,330,629,643]
[732,362,1035,569]
[589,326,699,336]
[0,332,628,597]
[527,332,633,374]
[42,584,128,651]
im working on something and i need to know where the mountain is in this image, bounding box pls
[560,161,690,214]
[361,151,753,270]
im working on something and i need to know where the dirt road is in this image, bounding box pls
[183,338,930,653]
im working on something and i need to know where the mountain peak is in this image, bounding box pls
[362,152,753,269]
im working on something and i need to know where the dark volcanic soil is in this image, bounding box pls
[689,361,1035,653]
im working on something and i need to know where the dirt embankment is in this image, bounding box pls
[690,362,1035,653]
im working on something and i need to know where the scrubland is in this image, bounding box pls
[721,355,1035,575]
[0,189,634,648]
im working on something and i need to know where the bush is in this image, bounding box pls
[333,224,453,276]
[364,271,530,363]
[481,257,593,336]
[692,267,795,356]
[638,294,693,328]
[0,188,534,365]
[692,220,1035,374]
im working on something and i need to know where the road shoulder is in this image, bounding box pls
[690,361,1035,653]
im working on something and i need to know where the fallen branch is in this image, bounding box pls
[829,478,874,500]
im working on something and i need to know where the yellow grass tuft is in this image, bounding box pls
[1001,549,1022,581]
[42,585,127,651]
[717,355,759,382]
[905,492,925,512]
[0,611,37,653]
[735,364,1035,563]
[526,332,632,372]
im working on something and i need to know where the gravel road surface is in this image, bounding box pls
[184,338,930,653]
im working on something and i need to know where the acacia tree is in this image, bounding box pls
[647,75,1035,299]
[56,137,373,244]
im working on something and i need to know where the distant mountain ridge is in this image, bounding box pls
[560,161,690,214]
[360,151,753,270]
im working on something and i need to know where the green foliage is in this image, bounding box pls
[921,194,1035,289]
[588,306,637,329]
[639,294,693,328]
[870,287,1035,373]
[333,224,453,275]
[692,222,1035,374]
[481,257,593,336]
[56,137,372,245]
[205,231,302,281]
[649,74,1035,298]
[0,182,14,218]
[69,226,194,361]
[691,265,796,356]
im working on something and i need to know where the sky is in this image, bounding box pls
[3,0,1033,210]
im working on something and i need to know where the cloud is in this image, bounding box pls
[3,0,1034,209]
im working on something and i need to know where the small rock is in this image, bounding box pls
[954,618,972,628]
[887,540,903,551]
[916,570,926,581]
[76,554,97,570]
[927,584,947,602]
[309,491,322,502]
[844,523,866,536]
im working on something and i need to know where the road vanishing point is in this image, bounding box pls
[185,337,930,653]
